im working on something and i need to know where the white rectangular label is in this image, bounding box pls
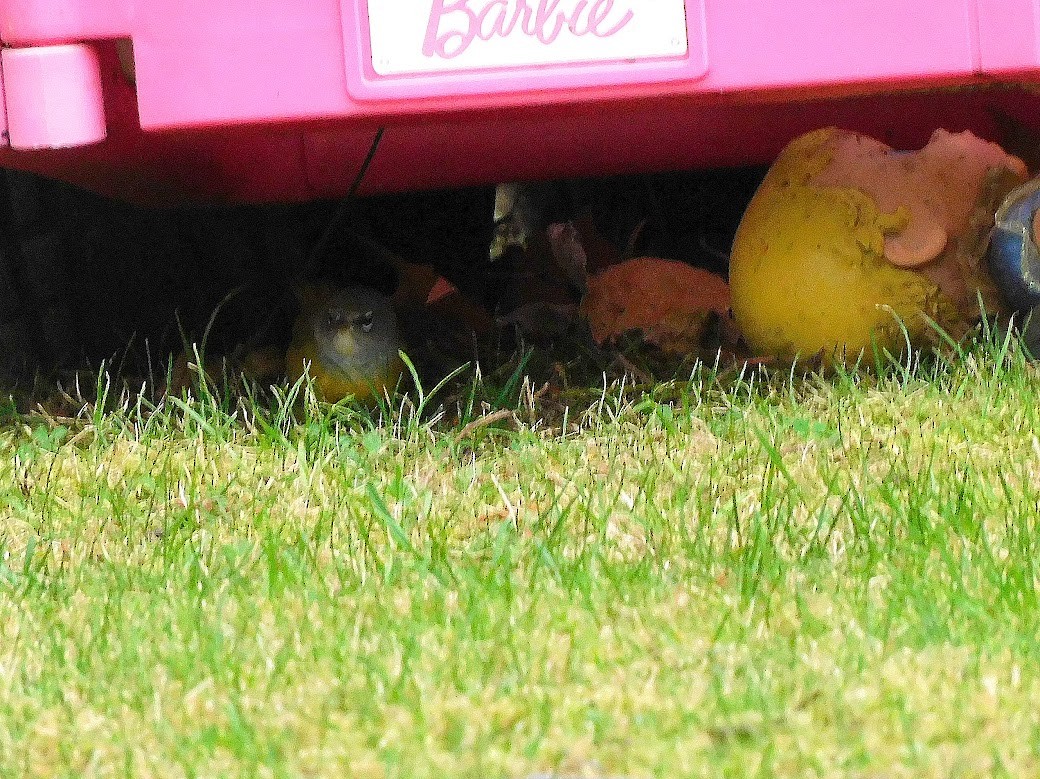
[367,0,689,77]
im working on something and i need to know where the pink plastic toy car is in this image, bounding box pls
[1,0,1040,205]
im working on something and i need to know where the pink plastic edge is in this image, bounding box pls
[0,0,129,45]
[0,55,9,148]
[340,0,709,102]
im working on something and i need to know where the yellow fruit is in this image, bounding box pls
[730,128,1002,364]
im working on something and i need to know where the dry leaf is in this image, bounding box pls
[572,213,624,273]
[164,351,223,396]
[580,257,732,355]
[497,301,578,340]
[545,215,628,293]
[425,287,496,337]
[238,345,286,383]
[343,233,495,335]
[391,260,443,309]
[547,222,589,293]
[497,231,581,318]
[164,345,286,397]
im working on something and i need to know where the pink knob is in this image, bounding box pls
[2,44,106,149]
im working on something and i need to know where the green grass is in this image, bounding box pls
[3,336,1040,778]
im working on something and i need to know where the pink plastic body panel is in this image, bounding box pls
[0,0,1038,204]
[976,0,1040,74]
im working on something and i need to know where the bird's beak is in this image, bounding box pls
[331,327,357,358]
[989,176,1040,311]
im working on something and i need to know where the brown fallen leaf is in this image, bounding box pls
[238,345,286,383]
[572,213,625,273]
[547,222,589,294]
[545,215,630,291]
[347,232,495,335]
[497,228,582,325]
[391,260,443,310]
[424,286,496,337]
[580,257,733,355]
[496,301,579,340]
[163,344,286,398]
[164,351,224,397]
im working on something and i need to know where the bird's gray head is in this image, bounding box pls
[310,287,402,380]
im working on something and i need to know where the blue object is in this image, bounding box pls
[988,178,1040,311]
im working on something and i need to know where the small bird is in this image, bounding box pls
[285,284,404,403]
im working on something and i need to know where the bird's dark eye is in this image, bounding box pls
[357,310,374,333]
[324,310,345,329]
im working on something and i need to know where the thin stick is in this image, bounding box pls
[455,408,513,441]
[305,126,387,276]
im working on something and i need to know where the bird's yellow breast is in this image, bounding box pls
[285,339,404,403]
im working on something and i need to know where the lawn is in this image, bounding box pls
[2,337,1040,778]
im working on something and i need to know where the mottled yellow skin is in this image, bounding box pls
[730,128,960,364]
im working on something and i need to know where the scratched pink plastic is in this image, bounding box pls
[0,0,1038,204]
